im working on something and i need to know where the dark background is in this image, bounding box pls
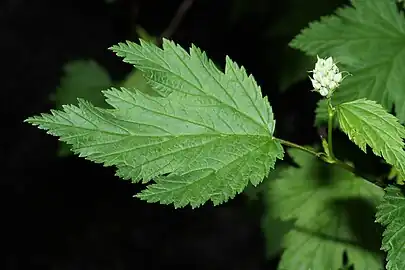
[0,0,366,269]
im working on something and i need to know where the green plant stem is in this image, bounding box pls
[274,138,322,157]
[274,137,385,188]
[327,98,336,160]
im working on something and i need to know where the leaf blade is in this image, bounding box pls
[336,98,405,180]
[26,40,283,207]
[267,149,384,270]
[110,39,275,133]
[376,186,405,270]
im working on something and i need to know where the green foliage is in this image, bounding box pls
[376,186,405,270]
[52,27,158,156]
[53,60,111,109]
[290,0,405,125]
[25,0,405,267]
[260,165,294,259]
[26,39,284,208]
[121,68,160,97]
[52,60,112,156]
[117,26,159,96]
[267,148,384,269]
[336,99,405,180]
[387,167,405,185]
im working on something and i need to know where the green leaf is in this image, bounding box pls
[261,165,294,258]
[267,148,384,270]
[376,186,405,270]
[53,60,111,109]
[121,68,161,97]
[26,39,284,208]
[290,0,405,123]
[388,166,405,185]
[52,60,112,156]
[336,98,405,181]
[118,26,161,97]
[134,26,158,44]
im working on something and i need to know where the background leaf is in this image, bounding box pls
[260,165,294,259]
[52,60,112,156]
[376,186,405,270]
[267,148,384,270]
[53,60,112,109]
[53,27,158,156]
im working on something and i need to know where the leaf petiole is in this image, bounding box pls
[273,137,323,158]
[273,137,384,188]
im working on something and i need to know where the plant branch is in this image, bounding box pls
[161,0,194,39]
[274,137,385,189]
[274,137,322,158]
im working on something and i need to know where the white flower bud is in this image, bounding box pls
[324,57,333,69]
[333,72,342,82]
[309,55,345,97]
[319,87,329,96]
[311,79,321,90]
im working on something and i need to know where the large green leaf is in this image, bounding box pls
[267,148,384,269]
[26,39,284,208]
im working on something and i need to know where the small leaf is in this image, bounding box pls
[121,68,160,97]
[376,186,405,270]
[54,60,111,109]
[387,167,405,185]
[336,98,405,181]
[268,148,384,269]
[26,39,284,208]
[53,60,112,156]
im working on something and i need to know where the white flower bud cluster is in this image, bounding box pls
[310,56,343,97]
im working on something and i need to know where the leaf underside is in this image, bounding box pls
[26,39,284,208]
[336,98,405,181]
